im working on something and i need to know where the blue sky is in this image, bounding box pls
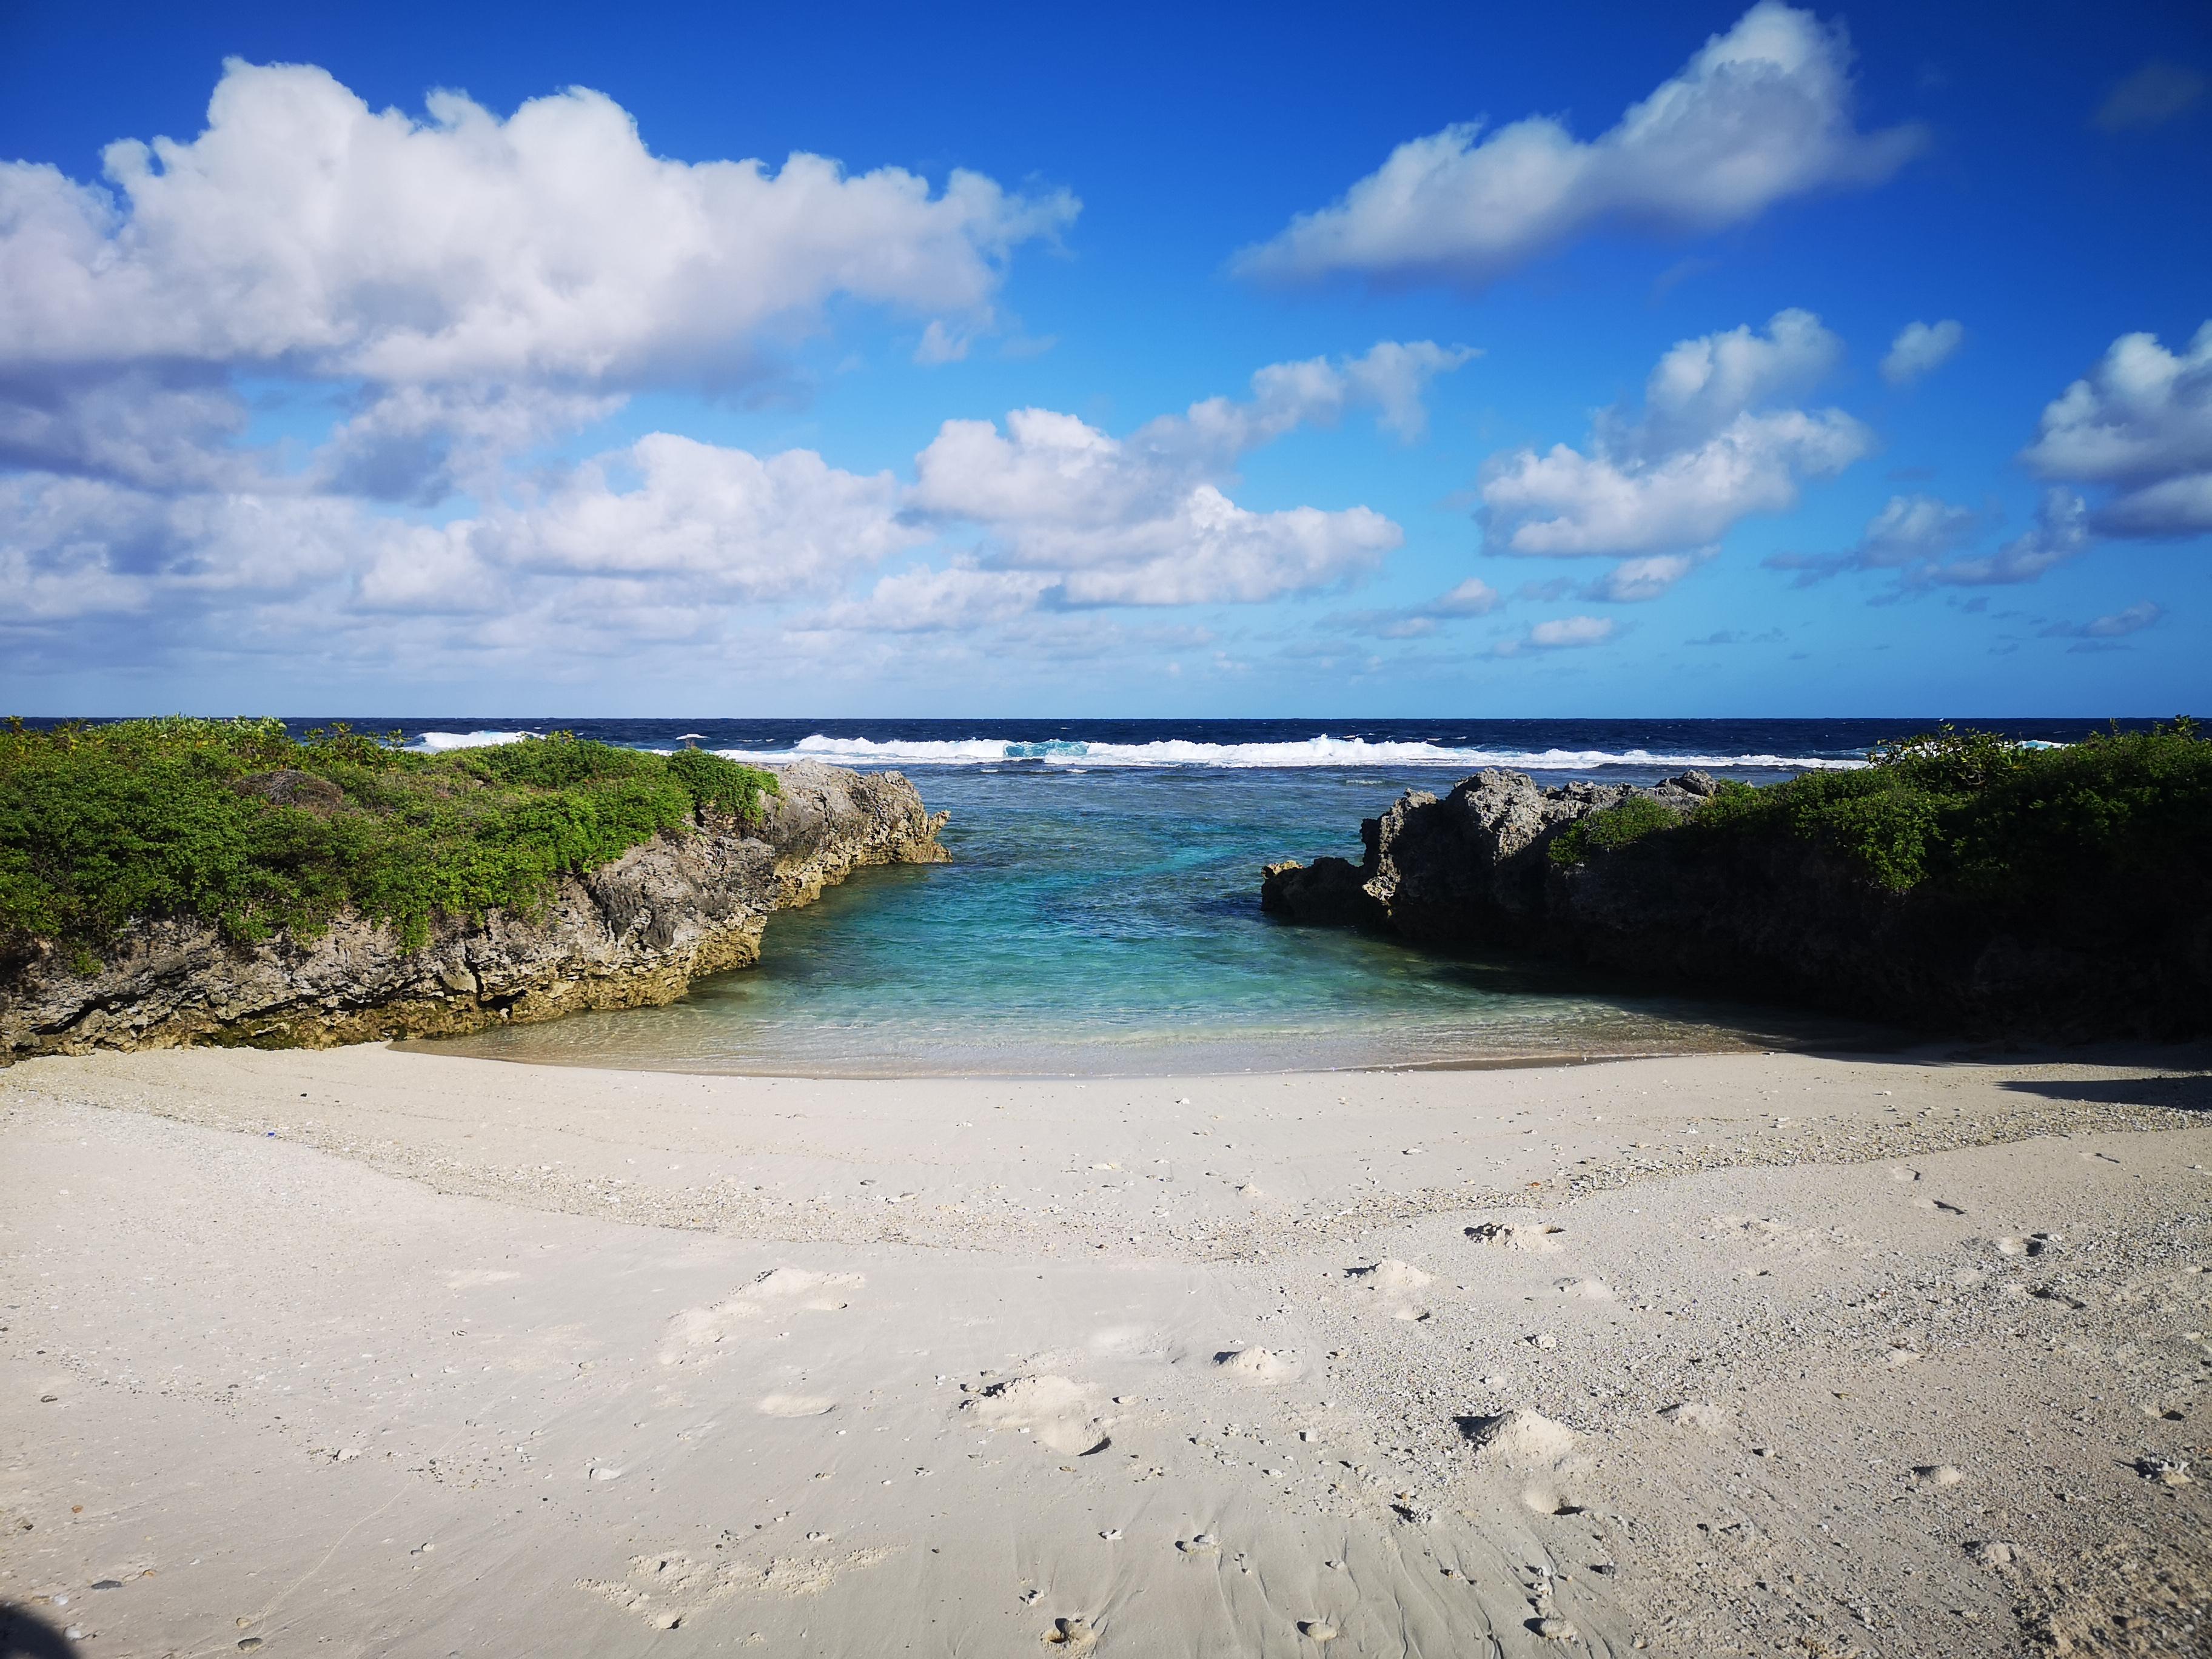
[1,0,2207,716]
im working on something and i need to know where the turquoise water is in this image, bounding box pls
[423,757,1885,1076]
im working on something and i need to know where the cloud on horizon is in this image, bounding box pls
[0,341,1470,665]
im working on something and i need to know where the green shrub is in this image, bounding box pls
[666,746,780,820]
[1545,719,2211,899]
[1548,794,1682,865]
[0,719,779,956]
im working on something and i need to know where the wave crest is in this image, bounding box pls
[710,734,1866,771]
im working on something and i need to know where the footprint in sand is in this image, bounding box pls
[580,1544,896,1627]
[1346,1259,1435,1321]
[757,1394,837,1418]
[1458,1407,1577,1467]
[1347,1259,1433,1295]
[1213,1347,1299,1386]
[444,1269,523,1289]
[748,1267,866,1310]
[1552,1276,1613,1301]
[661,1269,866,1364]
[961,1376,1111,1455]
[1521,1483,1583,1517]
[1466,1221,1566,1252]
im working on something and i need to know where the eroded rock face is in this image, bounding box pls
[1262,769,1718,943]
[1262,765,2210,1036]
[1,762,948,1061]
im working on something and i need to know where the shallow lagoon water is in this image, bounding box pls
[398,722,1981,1076]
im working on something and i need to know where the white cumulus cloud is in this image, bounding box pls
[1495,614,1617,655]
[1880,319,1963,386]
[1765,491,1980,584]
[476,434,920,595]
[0,60,1076,387]
[1234,3,1921,289]
[2019,322,2212,536]
[1927,489,2090,586]
[1478,310,1870,565]
[907,341,1467,606]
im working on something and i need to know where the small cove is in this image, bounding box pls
[386,718,2020,1076]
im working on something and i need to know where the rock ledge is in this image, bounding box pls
[2,761,947,1061]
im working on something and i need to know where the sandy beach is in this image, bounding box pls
[4,1043,2208,1657]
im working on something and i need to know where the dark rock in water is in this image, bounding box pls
[2,762,947,1062]
[1259,858,1381,928]
[1261,766,2205,1037]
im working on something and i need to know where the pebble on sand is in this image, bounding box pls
[1532,1616,1580,1640]
[1298,1619,1339,1641]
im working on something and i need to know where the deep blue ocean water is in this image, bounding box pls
[64,716,2150,1074]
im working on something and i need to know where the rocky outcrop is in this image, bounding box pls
[1263,767,2210,1037]
[1263,768,1720,943]
[2,762,947,1061]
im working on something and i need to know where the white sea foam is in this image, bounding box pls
[709,734,1866,771]
[409,729,543,751]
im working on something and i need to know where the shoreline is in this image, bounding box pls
[5,1042,2208,1655]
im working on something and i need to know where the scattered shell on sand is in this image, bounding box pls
[1298,1619,1339,1641]
[1178,1533,1221,1555]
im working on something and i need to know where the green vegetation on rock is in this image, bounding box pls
[0,717,779,956]
[1544,794,1682,866]
[1550,720,2212,900]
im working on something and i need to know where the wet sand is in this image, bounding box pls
[4,1042,2208,1656]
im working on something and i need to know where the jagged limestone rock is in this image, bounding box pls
[2,762,947,1061]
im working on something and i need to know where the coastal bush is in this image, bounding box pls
[1546,794,1681,865]
[1549,720,2212,902]
[0,719,778,956]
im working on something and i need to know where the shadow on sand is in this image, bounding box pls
[0,1604,75,1658]
[1999,1071,2212,1111]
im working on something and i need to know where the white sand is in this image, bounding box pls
[3,1042,2208,1655]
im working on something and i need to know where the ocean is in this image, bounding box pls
[247,715,2111,1077]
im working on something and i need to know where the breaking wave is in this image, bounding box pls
[707,734,1867,771]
